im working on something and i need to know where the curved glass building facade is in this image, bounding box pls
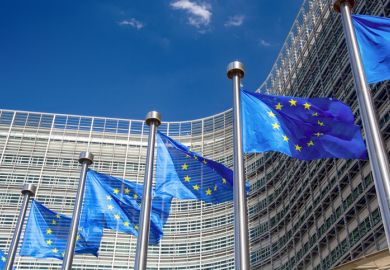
[0,0,389,269]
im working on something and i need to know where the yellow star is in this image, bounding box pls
[76,234,80,241]
[106,195,112,200]
[303,102,311,110]
[52,248,58,253]
[189,147,193,152]
[52,220,56,225]
[108,205,114,210]
[283,135,289,142]
[275,102,283,110]
[61,252,65,257]
[205,189,212,196]
[113,188,120,194]
[56,214,60,219]
[114,214,120,220]
[222,178,227,184]
[214,184,218,191]
[317,120,325,126]
[272,123,280,130]
[312,112,319,116]
[202,159,207,165]
[307,141,314,147]
[1,256,6,262]
[46,239,52,245]
[268,111,275,118]
[135,225,139,230]
[289,99,297,106]
[295,145,302,152]
[193,155,198,160]
[47,229,52,235]
[133,194,139,200]
[315,132,323,137]
[124,188,130,194]
[184,175,191,182]
[193,185,200,191]
[124,221,130,227]
[182,163,188,170]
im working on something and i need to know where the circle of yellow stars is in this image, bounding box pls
[180,149,230,197]
[105,187,143,231]
[267,98,327,153]
[44,210,84,257]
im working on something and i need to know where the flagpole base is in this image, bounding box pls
[333,0,355,12]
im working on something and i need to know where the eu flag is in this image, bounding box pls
[82,170,172,245]
[20,200,103,260]
[241,90,367,160]
[352,14,390,84]
[0,249,6,269]
[155,132,245,203]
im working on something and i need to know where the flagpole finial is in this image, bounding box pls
[333,0,355,13]
[21,184,36,196]
[79,152,94,165]
[145,111,161,127]
[227,61,245,79]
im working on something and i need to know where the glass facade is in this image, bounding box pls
[0,0,389,269]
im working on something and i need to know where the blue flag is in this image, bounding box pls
[241,90,367,160]
[352,14,390,84]
[0,249,6,269]
[20,200,103,260]
[82,170,172,245]
[155,132,246,203]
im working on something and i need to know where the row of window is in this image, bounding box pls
[250,174,374,267]
[0,109,234,139]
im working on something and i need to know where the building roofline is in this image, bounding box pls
[0,108,233,124]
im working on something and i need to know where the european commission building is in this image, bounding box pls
[1,0,390,269]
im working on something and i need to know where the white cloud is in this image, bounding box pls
[224,15,245,27]
[259,39,271,47]
[170,0,212,28]
[118,18,144,30]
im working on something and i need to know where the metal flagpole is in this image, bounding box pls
[134,111,161,270]
[334,0,390,250]
[227,61,250,270]
[62,152,94,270]
[5,184,36,270]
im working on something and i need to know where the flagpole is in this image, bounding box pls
[134,111,161,270]
[5,184,36,270]
[62,152,94,270]
[227,61,250,270]
[334,0,390,250]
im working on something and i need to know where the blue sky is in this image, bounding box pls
[0,0,303,121]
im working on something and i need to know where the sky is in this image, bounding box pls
[0,0,303,121]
